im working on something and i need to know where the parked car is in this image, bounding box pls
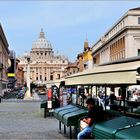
[17,90,25,99]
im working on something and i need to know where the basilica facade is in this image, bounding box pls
[18,29,69,85]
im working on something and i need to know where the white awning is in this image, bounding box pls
[65,70,136,85]
[65,61,139,85]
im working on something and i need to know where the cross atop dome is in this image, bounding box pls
[39,28,45,39]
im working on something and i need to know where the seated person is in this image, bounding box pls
[77,98,104,139]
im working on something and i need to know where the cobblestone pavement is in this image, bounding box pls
[0,100,69,139]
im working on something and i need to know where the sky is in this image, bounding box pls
[1,1,140,62]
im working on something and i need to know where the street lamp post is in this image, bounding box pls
[0,63,3,102]
[24,52,32,100]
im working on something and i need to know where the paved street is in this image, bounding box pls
[0,100,68,139]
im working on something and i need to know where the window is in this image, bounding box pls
[40,75,42,80]
[138,49,140,56]
[138,17,140,24]
[45,77,47,81]
[78,68,80,72]
[84,63,88,69]
[50,75,53,80]
[36,77,38,80]
[57,74,60,79]
[93,58,96,64]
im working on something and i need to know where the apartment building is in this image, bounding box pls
[0,24,9,92]
[64,62,78,77]
[92,7,140,65]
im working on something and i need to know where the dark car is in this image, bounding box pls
[17,90,25,99]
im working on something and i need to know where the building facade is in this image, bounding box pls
[15,59,24,88]
[83,39,93,69]
[0,24,9,92]
[64,62,78,77]
[77,39,92,72]
[18,29,68,85]
[77,53,84,72]
[7,50,17,89]
[92,7,140,66]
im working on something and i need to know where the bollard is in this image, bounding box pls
[44,107,47,118]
